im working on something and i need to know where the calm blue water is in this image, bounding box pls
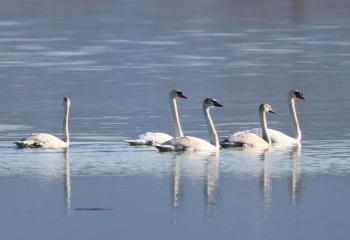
[1,0,350,239]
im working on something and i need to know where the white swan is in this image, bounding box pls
[125,90,187,146]
[221,104,275,148]
[155,98,223,152]
[248,90,305,145]
[15,97,71,149]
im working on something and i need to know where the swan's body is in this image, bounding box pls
[221,104,275,149]
[16,133,68,149]
[157,136,219,152]
[126,90,187,146]
[155,98,223,152]
[222,131,270,148]
[15,97,71,149]
[246,90,305,145]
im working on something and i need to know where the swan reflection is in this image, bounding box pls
[259,149,272,204]
[64,149,72,213]
[171,158,182,207]
[289,144,302,204]
[170,151,219,208]
[258,144,302,205]
[204,153,219,205]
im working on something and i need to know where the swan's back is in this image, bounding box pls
[160,136,217,152]
[222,131,269,148]
[15,133,68,149]
[247,128,297,145]
[125,132,172,146]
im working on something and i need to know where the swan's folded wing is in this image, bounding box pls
[266,129,297,144]
[224,131,269,148]
[155,137,192,152]
[168,136,216,152]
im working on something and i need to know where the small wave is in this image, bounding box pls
[0,21,22,27]
[0,124,32,131]
[106,39,181,45]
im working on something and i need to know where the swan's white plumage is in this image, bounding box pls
[156,136,218,152]
[16,133,69,149]
[222,131,269,148]
[125,132,173,146]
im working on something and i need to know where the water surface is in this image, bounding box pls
[0,0,350,239]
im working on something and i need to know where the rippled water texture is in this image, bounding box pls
[0,0,350,239]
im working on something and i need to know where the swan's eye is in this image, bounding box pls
[294,91,303,97]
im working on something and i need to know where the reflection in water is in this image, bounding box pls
[204,153,219,206]
[170,152,219,209]
[259,150,271,204]
[64,149,72,213]
[258,145,303,205]
[171,158,182,207]
[289,144,302,204]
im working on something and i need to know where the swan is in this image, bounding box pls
[125,90,187,146]
[221,104,275,148]
[248,90,305,145]
[155,98,223,152]
[15,97,71,149]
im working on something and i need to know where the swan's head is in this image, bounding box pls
[63,97,71,106]
[170,90,188,99]
[204,98,223,108]
[289,90,305,100]
[259,103,276,114]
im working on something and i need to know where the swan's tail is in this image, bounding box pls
[15,141,41,149]
[154,144,176,152]
[125,139,153,146]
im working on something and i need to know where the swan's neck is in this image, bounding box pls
[63,104,70,145]
[170,97,184,137]
[288,97,301,142]
[203,106,219,150]
[260,110,271,145]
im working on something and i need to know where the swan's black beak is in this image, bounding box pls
[269,110,276,114]
[177,91,188,99]
[179,93,188,99]
[297,95,305,100]
[213,101,223,107]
